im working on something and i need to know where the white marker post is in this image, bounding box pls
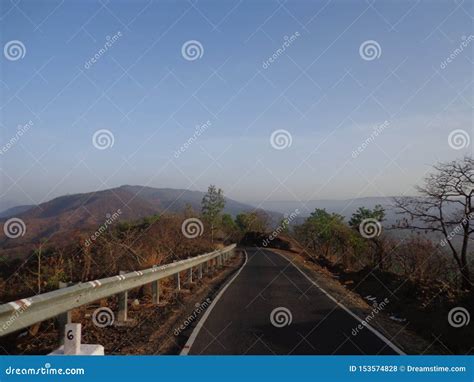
[64,323,81,355]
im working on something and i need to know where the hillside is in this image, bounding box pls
[0,186,270,256]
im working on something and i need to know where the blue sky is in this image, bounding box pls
[0,0,473,209]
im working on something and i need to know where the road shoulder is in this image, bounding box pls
[270,247,438,355]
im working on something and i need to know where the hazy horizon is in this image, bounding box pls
[1,0,473,208]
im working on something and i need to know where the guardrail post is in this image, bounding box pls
[151,265,160,304]
[58,281,72,345]
[188,267,193,284]
[172,260,181,292]
[198,263,203,279]
[117,271,128,323]
[175,272,181,292]
[151,280,160,305]
[211,258,216,272]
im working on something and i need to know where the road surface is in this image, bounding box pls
[184,248,402,355]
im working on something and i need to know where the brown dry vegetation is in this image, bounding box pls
[0,253,243,355]
[0,213,216,303]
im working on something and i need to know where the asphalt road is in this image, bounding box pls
[185,248,402,355]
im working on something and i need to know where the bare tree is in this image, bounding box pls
[393,156,473,290]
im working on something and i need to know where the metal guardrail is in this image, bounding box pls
[0,244,237,337]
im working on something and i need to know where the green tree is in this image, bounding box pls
[348,205,385,227]
[235,211,269,233]
[296,209,345,257]
[201,185,226,242]
[349,205,386,269]
[295,209,364,268]
[221,213,238,240]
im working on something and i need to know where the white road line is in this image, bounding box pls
[180,250,249,355]
[271,248,405,355]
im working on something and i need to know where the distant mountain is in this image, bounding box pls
[0,186,273,251]
[250,197,400,226]
[0,205,35,218]
[118,185,255,217]
[252,197,395,216]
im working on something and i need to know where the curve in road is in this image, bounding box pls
[182,248,404,355]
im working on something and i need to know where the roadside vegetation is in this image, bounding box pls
[1,158,473,354]
[276,157,473,354]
